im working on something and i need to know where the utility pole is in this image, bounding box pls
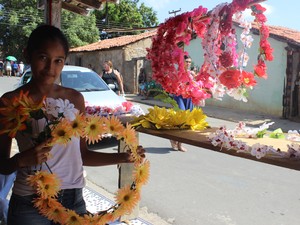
[169,8,181,17]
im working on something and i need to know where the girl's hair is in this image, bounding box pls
[26,24,69,59]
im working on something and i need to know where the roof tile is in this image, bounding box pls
[70,30,157,52]
[70,24,300,53]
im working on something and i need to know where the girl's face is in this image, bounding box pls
[29,39,66,85]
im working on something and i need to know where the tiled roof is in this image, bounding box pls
[70,23,300,53]
[70,30,157,52]
[263,25,300,46]
[239,21,300,46]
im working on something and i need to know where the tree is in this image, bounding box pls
[0,0,99,62]
[61,10,99,47]
[0,0,43,61]
[94,0,159,38]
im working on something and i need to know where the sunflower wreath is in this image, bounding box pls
[147,0,273,105]
[0,91,150,225]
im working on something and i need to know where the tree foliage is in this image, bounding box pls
[94,0,159,38]
[0,0,99,62]
[0,0,159,61]
[0,0,43,62]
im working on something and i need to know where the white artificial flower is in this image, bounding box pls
[55,98,78,121]
[250,143,267,159]
[44,98,59,118]
[227,88,248,102]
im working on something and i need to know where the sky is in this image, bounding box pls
[140,0,300,31]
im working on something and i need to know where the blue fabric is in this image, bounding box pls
[7,188,87,225]
[173,95,194,111]
[0,172,16,223]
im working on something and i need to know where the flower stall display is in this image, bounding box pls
[209,122,300,160]
[131,106,209,131]
[0,91,149,225]
[85,100,144,117]
[147,0,273,105]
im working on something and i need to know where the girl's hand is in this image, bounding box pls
[15,140,52,168]
[124,145,146,163]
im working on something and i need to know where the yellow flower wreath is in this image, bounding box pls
[0,91,150,225]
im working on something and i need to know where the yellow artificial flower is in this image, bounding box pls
[115,185,139,214]
[131,106,209,131]
[64,210,85,225]
[84,115,107,144]
[27,171,61,199]
[133,160,150,186]
[121,124,138,149]
[51,118,73,146]
[69,112,85,137]
[32,197,50,212]
[104,116,124,138]
[0,118,27,138]
[19,90,45,112]
[184,108,208,130]
[41,198,67,224]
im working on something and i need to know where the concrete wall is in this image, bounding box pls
[185,26,288,117]
[67,37,153,94]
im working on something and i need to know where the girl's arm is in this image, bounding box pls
[72,90,143,166]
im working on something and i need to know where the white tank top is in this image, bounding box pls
[13,116,85,196]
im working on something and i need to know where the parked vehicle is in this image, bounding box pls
[19,65,144,117]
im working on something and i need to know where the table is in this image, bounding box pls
[136,127,300,171]
[117,126,300,220]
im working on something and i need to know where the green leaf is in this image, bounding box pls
[256,129,266,138]
[269,128,285,139]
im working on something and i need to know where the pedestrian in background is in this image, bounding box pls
[12,62,19,77]
[0,60,3,77]
[138,68,147,96]
[101,60,125,96]
[4,61,11,77]
[170,55,195,152]
[18,61,24,76]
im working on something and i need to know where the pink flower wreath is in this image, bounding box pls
[147,0,273,105]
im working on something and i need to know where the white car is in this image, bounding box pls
[19,65,143,117]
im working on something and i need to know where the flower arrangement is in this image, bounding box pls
[85,101,144,117]
[0,91,149,225]
[208,122,300,159]
[147,0,273,105]
[131,106,209,130]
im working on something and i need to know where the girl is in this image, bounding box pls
[0,25,144,225]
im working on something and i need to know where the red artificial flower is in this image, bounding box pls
[260,24,270,40]
[260,40,274,61]
[254,60,267,79]
[254,13,267,23]
[219,69,242,89]
[122,101,133,112]
[241,71,257,87]
[219,52,234,68]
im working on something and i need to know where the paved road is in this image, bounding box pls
[86,103,300,225]
[2,77,300,225]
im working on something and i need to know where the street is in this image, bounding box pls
[1,77,300,225]
[86,118,300,225]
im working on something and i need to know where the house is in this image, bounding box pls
[185,23,300,121]
[68,30,157,94]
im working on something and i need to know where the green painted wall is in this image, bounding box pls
[185,26,288,117]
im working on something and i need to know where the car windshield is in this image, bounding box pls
[61,70,109,92]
